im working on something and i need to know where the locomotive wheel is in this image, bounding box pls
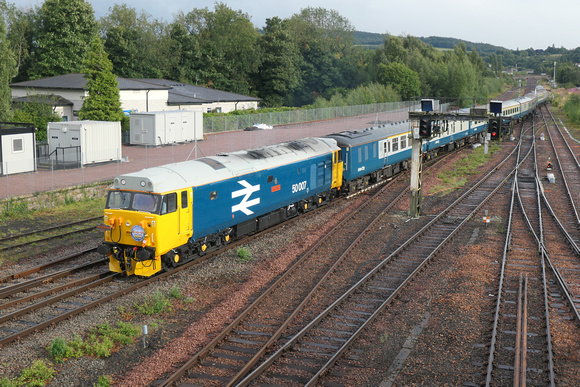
[163,252,180,269]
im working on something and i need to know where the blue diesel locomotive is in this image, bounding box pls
[98,137,343,276]
[97,86,549,276]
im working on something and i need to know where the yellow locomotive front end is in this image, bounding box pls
[99,189,162,276]
[97,173,193,277]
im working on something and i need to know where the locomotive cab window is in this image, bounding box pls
[210,191,218,200]
[106,190,132,210]
[267,175,274,183]
[106,190,160,213]
[161,193,177,214]
[133,193,159,212]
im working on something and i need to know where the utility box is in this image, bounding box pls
[129,110,203,146]
[0,122,36,176]
[47,121,122,167]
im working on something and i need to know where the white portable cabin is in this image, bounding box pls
[0,122,36,176]
[129,110,203,146]
[47,121,122,166]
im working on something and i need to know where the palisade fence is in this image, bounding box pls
[204,101,416,133]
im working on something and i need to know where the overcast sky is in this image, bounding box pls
[18,0,579,50]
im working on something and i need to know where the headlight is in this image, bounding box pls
[131,225,146,242]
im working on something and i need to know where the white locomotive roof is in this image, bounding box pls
[113,137,339,193]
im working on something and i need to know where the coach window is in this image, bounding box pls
[161,193,177,214]
[392,137,399,152]
[181,191,188,209]
[210,191,217,200]
[400,136,407,149]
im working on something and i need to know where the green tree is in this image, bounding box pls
[0,10,15,121]
[288,7,360,105]
[377,62,420,100]
[78,36,123,122]
[12,94,62,141]
[1,1,33,82]
[27,0,97,79]
[254,17,301,107]
[165,20,201,83]
[443,43,478,105]
[100,4,168,79]
[182,3,260,95]
[556,62,580,86]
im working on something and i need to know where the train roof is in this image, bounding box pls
[112,137,339,193]
[325,121,411,147]
[500,86,548,109]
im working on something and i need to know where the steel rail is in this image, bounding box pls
[540,106,580,227]
[159,173,412,387]
[0,248,97,283]
[0,216,101,244]
[0,271,109,311]
[158,145,467,386]
[238,131,523,386]
[485,116,556,386]
[483,117,535,386]
[0,258,105,299]
[0,183,357,348]
[0,225,98,252]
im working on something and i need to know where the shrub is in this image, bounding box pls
[236,246,252,262]
[48,338,68,363]
[169,286,184,300]
[94,375,112,387]
[17,360,55,387]
[134,290,172,315]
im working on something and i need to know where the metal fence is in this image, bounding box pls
[1,101,419,204]
[203,101,416,133]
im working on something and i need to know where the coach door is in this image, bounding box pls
[379,139,390,167]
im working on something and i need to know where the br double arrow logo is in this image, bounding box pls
[231,180,261,215]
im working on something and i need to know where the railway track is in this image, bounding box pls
[538,105,580,242]
[0,134,466,352]
[481,104,580,385]
[156,163,416,386]
[155,132,520,385]
[0,216,102,253]
[483,118,556,385]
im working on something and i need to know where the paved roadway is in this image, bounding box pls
[1,110,410,199]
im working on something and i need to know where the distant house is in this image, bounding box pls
[10,74,261,122]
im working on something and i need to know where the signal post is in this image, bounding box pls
[408,99,497,218]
